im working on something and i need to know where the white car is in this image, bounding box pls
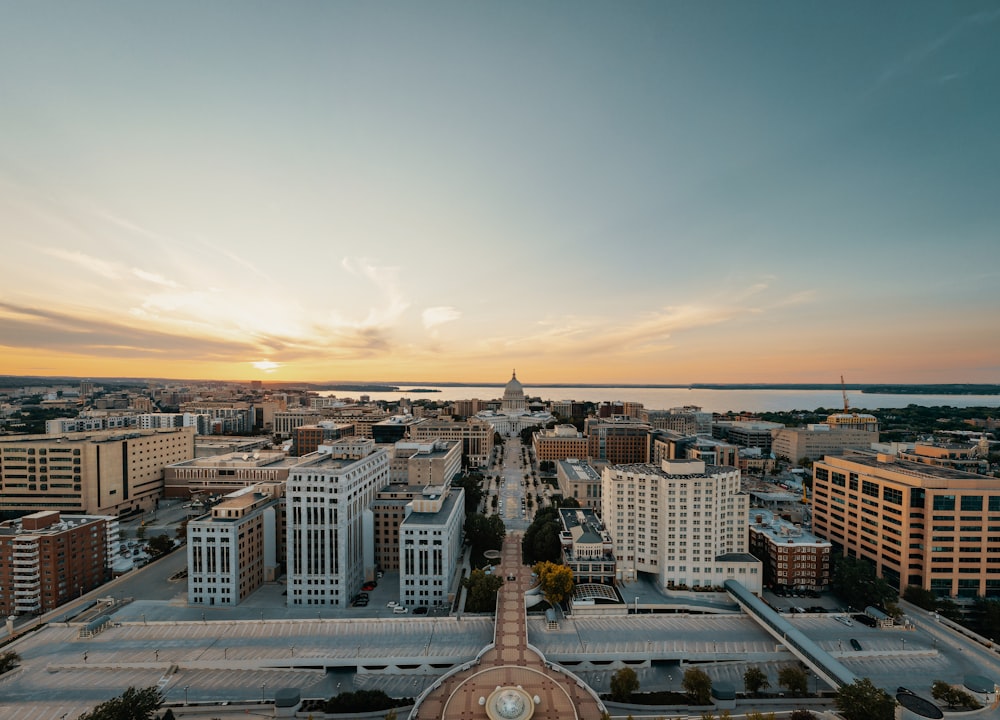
[837,614,854,627]
[393,606,408,614]
[386,601,398,608]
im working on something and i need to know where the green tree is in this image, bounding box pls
[743,666,769,695]
[462,568,504,613]
[682,667,712,705]
[830,554,896,610]
[609,667,640,702]
[0,650,20,675]
[777,666,808,697]
[902,585,937,610]
[931,680,981,710]
[464,513,505,554]
[533,561,574,605]
[453,474,485,514]
[521,507,562,564]
[147,534,174,557]
[834,678,895,720]
[77,686,163,720]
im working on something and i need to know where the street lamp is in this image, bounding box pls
[261,682,266,702]
[290,645,295,657]
[154,649,159,661]
[183,685,189,705]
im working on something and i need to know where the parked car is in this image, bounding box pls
[413,606,428,615]
[387,601,398,608]
[392,606,408,614]
[850,638,862,651]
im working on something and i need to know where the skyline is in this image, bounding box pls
[2,2,999,385]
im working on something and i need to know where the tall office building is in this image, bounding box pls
[187,483,282,607]
[285,439,389,607]
[0,428,195,517]
[602,459,760,592]
[399,486,465,607]
[812,451,1000,597]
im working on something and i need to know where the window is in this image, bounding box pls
[961,496,983,512]
[933,495,956,511]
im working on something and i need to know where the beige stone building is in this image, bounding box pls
[0,428,194,517]
[164,450,310,498]
[812,451,1000,598]
[410,418,494,468]
[770,424,878,462]
[556,459,603,510]
[533,425,589,463]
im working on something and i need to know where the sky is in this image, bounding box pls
[1,1,998,385]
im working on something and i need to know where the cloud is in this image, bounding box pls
[337,257,411,329]
[251,360,283,372]
[42,248,121,280]
[422,306,461,329]
[131,268,180,288]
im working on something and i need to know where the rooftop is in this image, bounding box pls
[749,509,828,546]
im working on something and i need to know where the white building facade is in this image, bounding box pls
[285,439,389,607]
[602,459,761,593]
[399,486,465,607]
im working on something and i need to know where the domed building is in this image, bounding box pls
[476,371,552,437]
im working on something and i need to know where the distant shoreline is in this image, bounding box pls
[1,376,997,395]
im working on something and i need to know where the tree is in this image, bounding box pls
[0,650,20,675]
[830,554,896,610]
[464,513,505,554]
[746,713,776,720]
[902,585,937,610]
[533,561,574,605]
[161,710,176,720]
[453,474,485,514]
[77,686,163,720]
[682,667,712,705]
[777,666,808,697]
[743,666,769,695]
[174,520,189,542]
[609,667,639,702]
[147,534,174,557]
[521,507,562,564]
[462,568,504,613]
[136,524,146,541]
[789,711,816,720]
[834,678,895,720]
[931,680,981,710]
[384,710,398,720]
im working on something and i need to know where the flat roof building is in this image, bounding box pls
[558,507,615,585]
[812,451,1000,598]
[771,424,879,463]
[555,459,602,511]
[399,486,465,608]
[164,450,309,498]
[748,509,831,592]
[0,428,194,517]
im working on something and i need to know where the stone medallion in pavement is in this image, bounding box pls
[409,533,605,720]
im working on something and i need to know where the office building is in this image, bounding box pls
[0,428,195,517]
[0,511,117,615]
[372,415,425,444]
[285,439,389,607]
[399,485,465,607]
[164,450,309,498]
[584,418,651,465]
[712,421,783,452]
[533,425,589,463]
[178,402,254,434]
[411,418,495,468]
[293,421,356,456]
[812,451,1000,597]
[556,459,603,511]
[187,483,281,607]
[770,424,878,463]
[602,459,760,592]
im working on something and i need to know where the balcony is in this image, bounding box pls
[14,599,41,613]
[13,587,40,598]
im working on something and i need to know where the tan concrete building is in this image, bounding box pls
[584,418,651,465]
[164,450,310,498]
[899,442,988,474]
[410,418,495,468]
[771,424,879,463]
[0,511,117,615]
[187,483,282,607]
[812,451,1000,598]
[0,428,194,517]
[555,459,603,510]
[533,425,589,463]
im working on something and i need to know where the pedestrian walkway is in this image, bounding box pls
[410,532,605,720]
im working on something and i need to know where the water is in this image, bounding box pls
[321,386,1000,413]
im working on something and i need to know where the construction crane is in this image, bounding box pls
[841,375,850,414]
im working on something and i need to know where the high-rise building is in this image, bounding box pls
[0,511,117,615]
[399,486,465,607]
[602,459,760,591]
[0,428,195,517]
[584,418,651,465]
[533,425,589,463]
[411,419,495,468]
[285,439,389,607]
[812,451,1000,597]
[187,483,282,607]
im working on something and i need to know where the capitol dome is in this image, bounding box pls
[502,370,526,413]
